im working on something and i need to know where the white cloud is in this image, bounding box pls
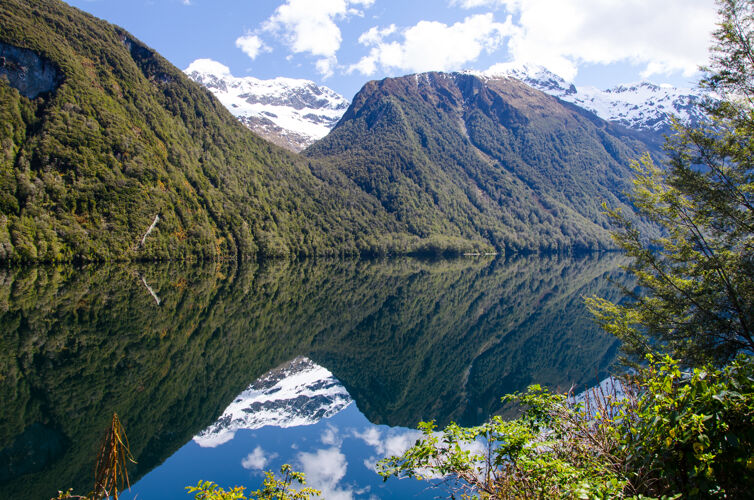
[350,14,515,75]
[354,426,471,480]
[450,0,505,7]
[262,0,374,77]
[352,427,382,448]
[241,446,277,470]
[321,425,341,446]
[184,58,232,77]
[352,427,423,458]
[235,33,267,60]
[297,447,353,500]
[358,25,397,45]
[453,0,716,81]
[316,57,337,79]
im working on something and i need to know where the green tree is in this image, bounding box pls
[587,0,754,365]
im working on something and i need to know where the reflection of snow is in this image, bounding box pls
[193,357,352,448]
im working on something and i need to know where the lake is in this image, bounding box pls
[0,254,629,499]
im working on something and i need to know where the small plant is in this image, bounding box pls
[92,413,137,499]
[51,412,137,500]
[186,464,321,500]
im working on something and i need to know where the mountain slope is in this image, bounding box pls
[306,72,660,254]
[184,59,349,152]
[484,64,707,136]
[0,0,422,262]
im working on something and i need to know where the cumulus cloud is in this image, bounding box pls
[321,425,342,446]
[449,0,506,7]
[184,58,232,77]
[316,57,337,79]
[358,24,397,45]
[452,0,716,81]
[352,427,424,460]
[235,33,268,60]
[263,0,375,77]
[297,447,353,500]
[349,14,515,75]
[241,446,277,470]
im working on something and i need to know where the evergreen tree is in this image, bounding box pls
[587,0,754,365]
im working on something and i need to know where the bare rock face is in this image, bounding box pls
[0,42,61,98]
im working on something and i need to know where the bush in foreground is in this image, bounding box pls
[376,355,754,499]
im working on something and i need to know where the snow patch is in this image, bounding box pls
[193,357,352,448]
[479,64,708,132]
[185,59,349,151]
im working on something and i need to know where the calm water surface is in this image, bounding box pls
[0,255,629,499]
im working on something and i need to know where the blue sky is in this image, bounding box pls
[67,0,717,98]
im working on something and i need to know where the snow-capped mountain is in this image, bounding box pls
[480,63,708,133]
[193,357,352,448]
[185,59,349,152]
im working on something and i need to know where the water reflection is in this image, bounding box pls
[0,254,629,499]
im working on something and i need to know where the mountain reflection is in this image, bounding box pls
[0,254,629,499]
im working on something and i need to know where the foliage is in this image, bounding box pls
[187,481,247,500]
[186,465,320,500]
[585,0,754,366]
[377,355,754,499]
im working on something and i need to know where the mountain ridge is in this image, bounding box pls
[184,59,349,152]
[479,63,707,136]
[186,60,704,154]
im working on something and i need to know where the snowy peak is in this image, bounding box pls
[480,64,707,133]
[193,357,352,448]
[480,63,578,96]
[185,59,349,152]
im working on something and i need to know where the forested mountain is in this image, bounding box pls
[0,0,663,262]
[306,72,661,253]
[0,0,434,262]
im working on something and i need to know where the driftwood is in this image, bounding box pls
[133,214,159,251]
[139,275,161,305]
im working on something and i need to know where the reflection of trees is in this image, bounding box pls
[0,254,628,499]
[309,253,629,427]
